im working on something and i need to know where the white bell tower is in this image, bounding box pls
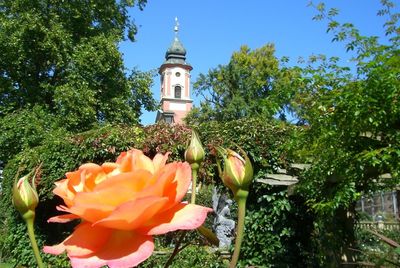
[156,18,193,124]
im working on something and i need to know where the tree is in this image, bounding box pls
[0,0,158,163]
[290,1,400,265]
[186,44,301,124]
[0,0,157,129]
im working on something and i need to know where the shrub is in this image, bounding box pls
[138,245,226,268]
[0,105,60,164]
[356,227,400,267]
[1,118,307,267]
[140,122,191,160]
[0,123,144,267]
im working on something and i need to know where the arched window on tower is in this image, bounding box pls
[174,86,182,99]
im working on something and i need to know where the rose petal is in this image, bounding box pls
[53,178,77,207]
[138,164,177,198]
[79,163,108,188]
[60,202,114,223]
[58,170,155,223]
[94,196,169,230]
[53,164,106,206]
[101,162,119,174]
[43,243,66,255]
[69,230,154,268]
[117,150,155,174]
[48,213,80,223]
[165,162,192,205]
[115,150,128,163]
[43,222,112,257]
[135,153,156,173]
[152,152,170,171]
[141,162,191,206]
[141,203,212,235]
[93,169,152,194]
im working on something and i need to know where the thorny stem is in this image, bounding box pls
[229,190,248,268]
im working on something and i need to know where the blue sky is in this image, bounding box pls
[118,0,397,125]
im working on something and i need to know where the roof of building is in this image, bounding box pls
[161,18,192,69]
[162,36,192,67]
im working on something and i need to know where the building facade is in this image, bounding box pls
[156,19,193,124]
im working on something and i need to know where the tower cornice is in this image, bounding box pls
[159,63,193,74]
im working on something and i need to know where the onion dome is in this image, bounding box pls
[161,17,192,70]
[165,37,187,62]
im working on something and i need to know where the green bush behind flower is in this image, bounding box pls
[0,118,309,267]
[0,124,144,267]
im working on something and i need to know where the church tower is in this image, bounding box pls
[156,18,193,124]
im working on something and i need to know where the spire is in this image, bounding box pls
[167,17,184,56]
[174,17,179,36]
[162,17,191,68]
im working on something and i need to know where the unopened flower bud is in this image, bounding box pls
[12,174,39,220]
[218,147,253,196]
[185,130,205,169]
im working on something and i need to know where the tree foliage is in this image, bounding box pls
[186,44,301,123]
[293,0,400,215]
[289,0,400,264]
[0,0,159,164]
[184,1,399,265]
[0,0,156,131]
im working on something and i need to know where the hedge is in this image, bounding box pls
[0,118,317,267]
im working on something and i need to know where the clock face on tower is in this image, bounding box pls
[175,72,181,77]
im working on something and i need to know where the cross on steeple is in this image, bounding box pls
[174,17,179,36]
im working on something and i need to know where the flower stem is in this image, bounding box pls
[25,214,45,268]
[190,165,198,204]
[164,231,186,268]
[230,190,248,268]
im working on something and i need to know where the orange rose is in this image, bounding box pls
[44,149,212,268]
